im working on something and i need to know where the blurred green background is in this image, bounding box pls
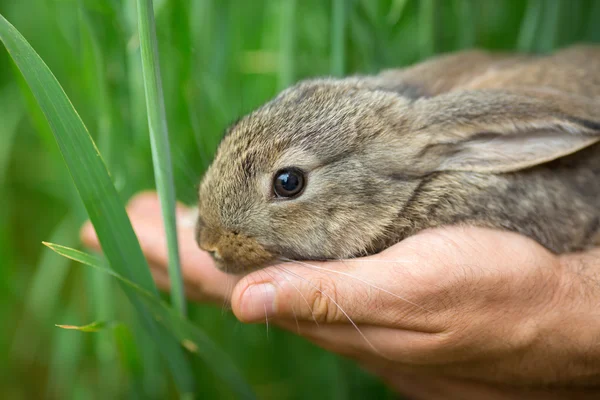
[1,0,599,399]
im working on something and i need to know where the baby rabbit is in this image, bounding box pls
[195,45,600,274]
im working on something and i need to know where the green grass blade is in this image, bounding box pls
[43,243,157,297]
[419,0,437,58]
[77,2,115,165]
[136,0,187,316]
[588,0,600,41]
[387,0,409,26]
[113,323,146,398]
[278,0,297,90]
[10,215,75,362]
[124,1,150,147]
[56,321,112,332]
[0,12,195,394]
[0,83,22,182]
[331,0,346,76]
[47,309,85,398]
[517,0,543,52]
[10,61,58,156]
[537,0,562,53]
[77,6,121,393]
[0,73,16,295]
[455,0,476,49]
[45,242,257,400]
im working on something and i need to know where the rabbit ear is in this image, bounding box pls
[407,89,600,174]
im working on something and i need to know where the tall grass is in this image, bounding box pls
[1,0,599,399]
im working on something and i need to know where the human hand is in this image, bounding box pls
[81,192,600,399]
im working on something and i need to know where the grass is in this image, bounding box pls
[0,0,599,399]
[0,10,197,395]
[136,0,187,317]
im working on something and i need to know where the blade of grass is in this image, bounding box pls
[124,1,149,147]
[10,60,58,155]
[387,0,410,26]
[359,0,379,26]
[349,5,378,73]
[0,13,195,394]
[455,0,476,49]
[113,6,174,395]
[419,0,437,58]
[56,321,112,332]
[77,5,121,394]
[134,316,170,398]
[136,0,186,316]
[45,242,256,399]
[331,0,346,76]
[587,0,600,41]
[537,0,562,52]
[278,0,297,90]
[10,215,76,362]
[0,83,22,182]
[112,322,148,399]
[517,0,543,52]
[78,2,115,165]
[46,309,85,398]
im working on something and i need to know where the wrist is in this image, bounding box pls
[539,249,600,386]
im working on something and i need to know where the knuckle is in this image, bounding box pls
[307,277,343,323]
[397,328,468,365]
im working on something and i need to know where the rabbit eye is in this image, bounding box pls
[273,168,305,198]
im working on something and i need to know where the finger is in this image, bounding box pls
[148,262,233,304]
[80,190,170,250]
[230,257,442,330]
[81,191,240,304]
[273,319,443,365]
[80,191,194,248]
[149,263,172,292]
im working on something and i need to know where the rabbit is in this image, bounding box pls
[195,45,600,274]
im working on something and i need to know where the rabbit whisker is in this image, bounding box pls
[268,267,304,333]
[276,263,382,356]
[264,302,269,338]
[221,273,235,314]
[272,265,320,327]
[258,268,291,338]
[279,257,431,314]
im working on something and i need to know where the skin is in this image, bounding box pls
[81,191,600,399]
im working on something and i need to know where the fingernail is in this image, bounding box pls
[241,283,277,322]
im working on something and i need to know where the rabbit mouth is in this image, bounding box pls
[211,255,279,275]
[197,226,279,274]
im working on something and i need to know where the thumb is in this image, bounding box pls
[230,257,434,328]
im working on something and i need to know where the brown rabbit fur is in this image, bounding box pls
[196,45,600,274]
